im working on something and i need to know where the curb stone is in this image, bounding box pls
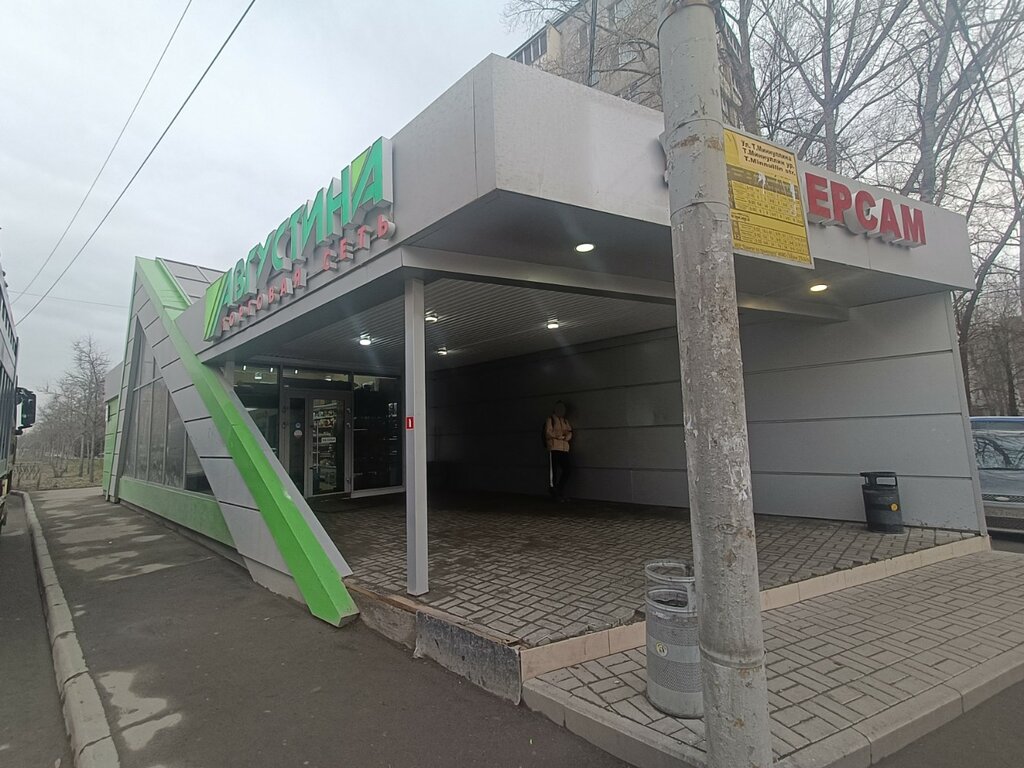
[16,491,121,768]
[524,679,705,768]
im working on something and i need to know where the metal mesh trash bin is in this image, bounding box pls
[645,560,702,718]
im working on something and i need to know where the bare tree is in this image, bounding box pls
[502,0,1024,413]
[504,0,746,117]
[18,335,109,483]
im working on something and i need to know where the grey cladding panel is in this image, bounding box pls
[489,55,667,224]
[170,275,211,300]
[390,65,482,239]
[184,415,230,459]
[570,467,634,504]
[160,259,209,284]
[136,302,158,331]
[428,293,978,527]
[200,457,257,510]
[631,470,689,507]
[161,358,191,394]
[219,502,289,573]
[149,333,174,367]
[173,386,208,423]
[751,473,979,530]
[744,352,962,422]
[741,293,953,373]
[747,414,974,477]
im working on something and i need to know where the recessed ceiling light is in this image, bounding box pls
[546,319,560,330]
[437,346,448,356]
[424,311,439,323]
[575,243,595,253]
[809,283,829,293]
[359,334,372,346]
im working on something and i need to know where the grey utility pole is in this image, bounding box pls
[656,2,774,767]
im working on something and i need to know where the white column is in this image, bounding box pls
[404,278,428,595]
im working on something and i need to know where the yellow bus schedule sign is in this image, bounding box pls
[724,129,813,268]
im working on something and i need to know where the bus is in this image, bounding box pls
[0,268,36,526]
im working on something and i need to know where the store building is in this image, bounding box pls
[102,54,984,630]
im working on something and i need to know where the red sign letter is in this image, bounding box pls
[377,214,396,239]
[900,205,926,246]
[830,181,853,226]
[805,173,830,222]
[878,198,902,242]
[847,190,877,234]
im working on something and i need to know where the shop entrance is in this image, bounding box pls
[283,391,354,497]
[233,364,404,500]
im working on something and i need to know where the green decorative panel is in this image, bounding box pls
[134,258,357,625]
[119,476,234,546]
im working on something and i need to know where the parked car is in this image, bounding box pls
[970,416,1024,533]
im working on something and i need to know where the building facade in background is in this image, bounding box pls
[508,0,744,124]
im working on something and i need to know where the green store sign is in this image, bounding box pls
[203,137,395,340]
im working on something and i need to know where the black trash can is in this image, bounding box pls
[860,472,904,533]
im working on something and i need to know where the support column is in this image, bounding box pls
[404,278,428,595]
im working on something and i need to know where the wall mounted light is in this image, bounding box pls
[546,319,560,330]
[809,283,829,293]
[359,334,372,346]
[437,346,449,356]
[575,243,595,253]
[424,311,439,323]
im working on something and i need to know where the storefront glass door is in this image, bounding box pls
[310,396,348,495]
[281,391,353,497]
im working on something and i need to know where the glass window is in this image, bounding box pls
[137,335,157,386]
[136,384,152,481]
[234,364,278,388]
[234,363,280,454]
[184,436,212,494]
[974,431,1024,470]
[353,375,402,490]
[282,367,352,389]
[124,391,138,478]
[150,379,168,485]
[165,397,185,489]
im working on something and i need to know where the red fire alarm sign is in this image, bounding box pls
[405,416,415,430]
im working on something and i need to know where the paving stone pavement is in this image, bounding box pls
[530,551,1024,762]
[315,492,975,647]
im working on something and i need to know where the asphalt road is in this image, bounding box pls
[0,497,73,767]
[30,488,627,768]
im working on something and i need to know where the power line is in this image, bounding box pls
[9,290,127,310]
[13,0,194,305]
[16,0,257,328]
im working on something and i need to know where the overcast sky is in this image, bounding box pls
[0,0,525,393]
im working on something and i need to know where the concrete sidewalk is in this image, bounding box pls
[524,547,1024,768]
[29,487,627,768]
